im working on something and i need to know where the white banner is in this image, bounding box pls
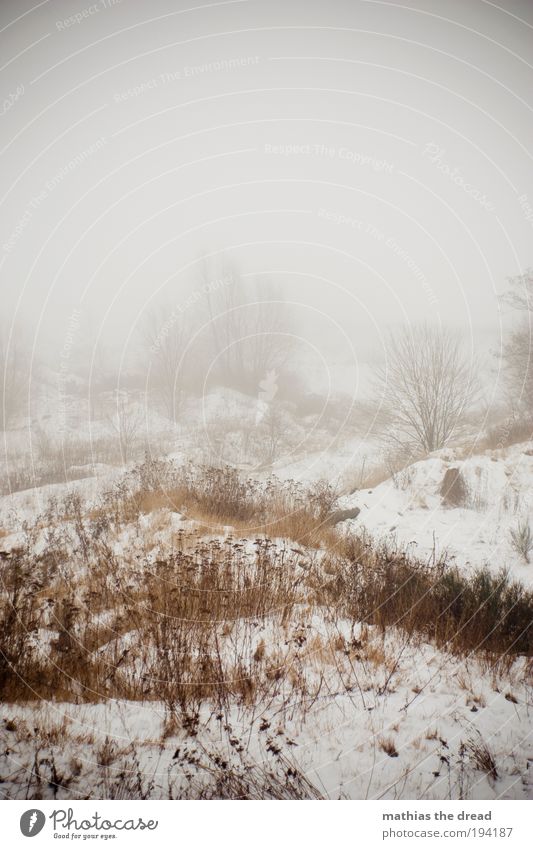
[2,799,530,848]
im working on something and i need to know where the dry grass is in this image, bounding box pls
[89,459,340,548]
[0,434,141,496]
[174,749,324,799]
[379,736,399,757]
[509,519,533,563]
[465,734,498,780]
[327,534,533,659]
[0,526,312,707]
[1,456,532,717]
[482,417,533,452]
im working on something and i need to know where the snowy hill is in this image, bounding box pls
[341,442,533,583]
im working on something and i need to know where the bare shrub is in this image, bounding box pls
[0,434,129,496]
[141,306,188,421]
[375,325,478,454]
[502,268,533,313]
[256,403,294,466]
[174,746,323,800]
[96,737,118,767]
[465,734,498,780]
[501,270,533,415]
[106,395,142,463]
[501,326,533,416]
[0,552,42,700]
[329,535,533,657]
[509,519,533,563]
[379,737,399,758]
[484,416,533,450]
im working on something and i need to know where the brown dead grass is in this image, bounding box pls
[1,456,532,714]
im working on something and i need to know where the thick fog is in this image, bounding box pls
[1,0,533,475]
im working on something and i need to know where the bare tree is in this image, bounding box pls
[501,325,533,414]
[501,270,533,414]
[258,403,292,467]
[501,269,533,312]
[0,327,28,430]
[375,324,477,454]
[106,393,142,463]
[201,255,294,393]
[141,307,188,422]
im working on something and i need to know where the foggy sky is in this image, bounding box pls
[1,0,533,376]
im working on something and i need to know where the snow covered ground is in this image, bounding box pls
[339,442,533,584]
[1,622,531,800]
[4,431,531,583]
[0,401,532,800]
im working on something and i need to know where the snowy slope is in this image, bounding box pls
[340,442,533,583]
[1,623,531,800]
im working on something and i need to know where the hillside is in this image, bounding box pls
[0,451,531,800]
[340,442,533,584]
